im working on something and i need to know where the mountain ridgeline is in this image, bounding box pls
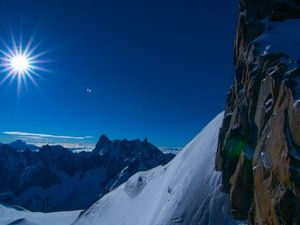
[0,135,174,212]
[216,0,300,224]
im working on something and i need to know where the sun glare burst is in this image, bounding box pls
[0,33,48,93]
[10,54,30,74]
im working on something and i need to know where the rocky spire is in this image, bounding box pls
[93,134,112,154]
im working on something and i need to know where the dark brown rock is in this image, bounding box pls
[289,100,300,146]
[216,0,300,223]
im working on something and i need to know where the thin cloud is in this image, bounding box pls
[3,131,93,140]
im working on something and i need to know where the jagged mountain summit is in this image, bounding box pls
[216,0,300,224]
[0,135,174,212]
[73,113,237,225]
[93,134,174,164]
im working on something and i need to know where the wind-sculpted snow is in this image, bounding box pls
[73,112,237,225]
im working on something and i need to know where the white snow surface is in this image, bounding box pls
[0,204,81,225]
[73,112,236,225]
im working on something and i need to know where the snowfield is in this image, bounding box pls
[0,204,81,225]
[73,112,236,225]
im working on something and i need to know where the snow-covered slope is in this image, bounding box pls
[73,112,236,225]
[0,204,81,225]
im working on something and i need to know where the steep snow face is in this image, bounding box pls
[0,204,81,225]
[73,112,236,225]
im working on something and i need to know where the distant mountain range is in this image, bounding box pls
[0,135,174,212]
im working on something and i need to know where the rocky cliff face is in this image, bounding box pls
[216,0,300,224]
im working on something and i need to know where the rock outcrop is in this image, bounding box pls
[216,0,300,224]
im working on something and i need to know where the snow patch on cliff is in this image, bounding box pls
[256,19,300,62]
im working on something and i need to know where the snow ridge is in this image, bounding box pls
[73,112,236,225]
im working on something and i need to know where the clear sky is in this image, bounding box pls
[0,0,238,148]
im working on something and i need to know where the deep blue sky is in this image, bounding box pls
[0,0,238,147]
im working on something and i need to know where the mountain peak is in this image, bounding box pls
[9,140,39,152]
[143,138,148,143]
[99,134,111,143]
[93,134,112,154]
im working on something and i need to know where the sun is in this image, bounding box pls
[10,54,30,74]
[0,34,48,93]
